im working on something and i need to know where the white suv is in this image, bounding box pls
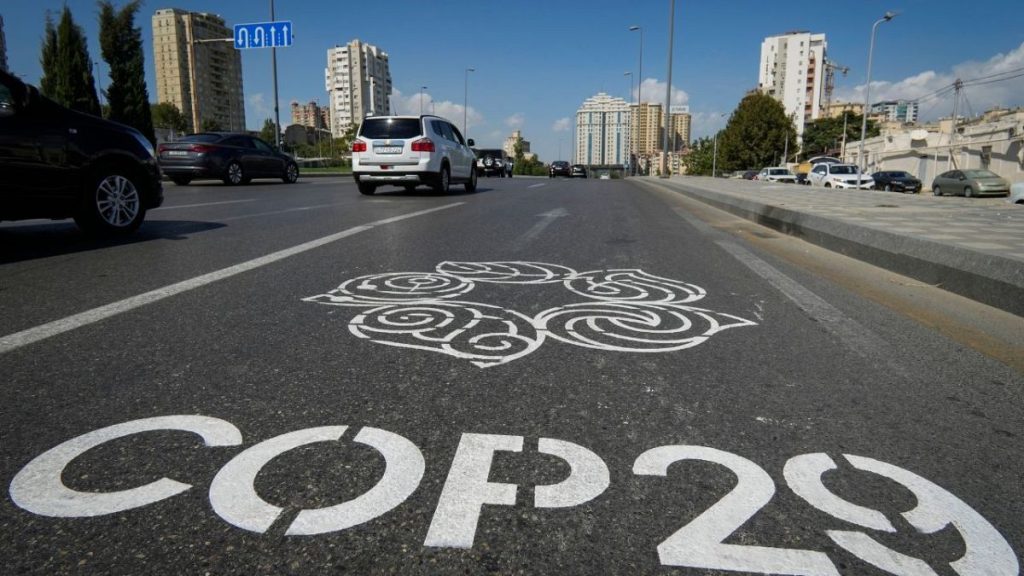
[808,163,874,189]
[352,115,478,195]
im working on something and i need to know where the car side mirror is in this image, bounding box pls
[467,139,475,147]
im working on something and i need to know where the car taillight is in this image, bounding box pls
[157,145,167,154]
[352,141,367,152]
[411,138,435,152]
[189,144,214,153]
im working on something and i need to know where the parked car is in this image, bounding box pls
[550,161,571,178]
[756,167,796,183]
[570,164,588,178]
[807,163,874,189]
[1009,182,1024,205]
[474,148,512,178]
[351,115,476,195]
[871,171,922,193]
[740,170,759,180]
[795,155,841,185]
[931,169,1010,197]
[158,133,299,186]
[0,69,163,235]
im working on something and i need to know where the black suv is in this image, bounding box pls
[550,161,571,178]
[0,70,163,234]
[475,148,511,178]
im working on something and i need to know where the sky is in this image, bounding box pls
[3,1,1023,163]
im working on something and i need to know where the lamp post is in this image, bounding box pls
[858,11,896,174]
[628,25,643,104]
[419,86,427,115]
[463,68,475,138]
[658,0,674,178]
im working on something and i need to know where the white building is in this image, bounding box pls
[575,92,631,166]
[845,108,1024,187]
[325,39,392,137]
[758,31,827,141]
[870,100,919,124]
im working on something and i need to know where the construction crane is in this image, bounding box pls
[822,59,850,116]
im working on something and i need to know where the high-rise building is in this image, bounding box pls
[0,15,8,73]
[575,92,630,166]
[870,100,919,124]
[152,9,245,133]
[669,106,692,151]
[325,39,392,137]
[503,130,531,158]
[758,31,827,140]
[291,100,330,130]
[630,102,663,157]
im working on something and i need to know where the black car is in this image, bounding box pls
[872,170,922,193]
[0,70,163,235]
[474,148,511,178]
[158,133,299,186]
[550,161,571,178]
[570,164,588,178]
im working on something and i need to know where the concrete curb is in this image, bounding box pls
[639,177,1024,318]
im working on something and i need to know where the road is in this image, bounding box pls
[1,175,1021,575]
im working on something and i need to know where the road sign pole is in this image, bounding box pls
[270,0,281,150]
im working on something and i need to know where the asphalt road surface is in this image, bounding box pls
[1,175,1021,575]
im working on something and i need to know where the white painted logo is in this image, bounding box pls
[304,262,756,367]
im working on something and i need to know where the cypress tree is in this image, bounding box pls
[99,1,155,143]
[39,7,101,116]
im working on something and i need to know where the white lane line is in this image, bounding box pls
[510,208,568,252]
[0,203,465,355]
[220,202,349,222]
[528,183,547,189]
[155,199,256,210]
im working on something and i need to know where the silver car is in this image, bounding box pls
[1009,181,1024,205]
[931,169,1009,197]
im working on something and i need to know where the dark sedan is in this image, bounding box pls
[0,69,162,235]
[872,170,921,193]
[158,133,299,185]
[549,161,571,178]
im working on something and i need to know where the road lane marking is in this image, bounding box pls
[510,208,567,251]
[155,199,257,210]
[220,202,351,221]
[0,203,464,354]
[528,183,547,189]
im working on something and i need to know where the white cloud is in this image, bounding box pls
[248,93,271,119]
[835,41,1024,122]
[635,78,689,106]
[389,88,483,131]
[552,117,571,132]
[690,111,730,140]
[505,113,525,128]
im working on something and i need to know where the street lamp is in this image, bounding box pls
[659,0,674,178]
[463,68,475,138]
[420,86,427,115]
[858,11,896,174]
[628,25,643,104]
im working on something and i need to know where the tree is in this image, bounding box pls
[681,136,716,176]
[802,114,879,158]
[717,92,796,171]
[151,102,188,133]
[99,0,155,143]
[200,118,223,132]
[259,118,277,145]
[39,7,101,116]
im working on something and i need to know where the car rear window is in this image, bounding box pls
[476,149,503,157]
[360,118,422,139]
[178,134,223,143]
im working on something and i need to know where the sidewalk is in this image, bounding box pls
[641,176,1024,317]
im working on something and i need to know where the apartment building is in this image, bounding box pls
[575,92,630,166]
[503,130,532,158]
[0,15,7,73]
[824,101,865,119]
[669,105,691,151]
[325,39,392,137]
[870,100,919,124]
[759,31,827,140]
[152,9,245,133]
[291,100,330,130]
[630,102,662,157]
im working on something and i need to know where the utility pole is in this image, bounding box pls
[186,14,200,133]
[270,0,281,149]
[659,0,675,178]
[840,111,849,161]
[948,78,962,169]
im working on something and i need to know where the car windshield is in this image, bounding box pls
[889,172,912,178]
[830,165,858,175]
[963,170,999,179]
[360,118,421,139]
[769,169,790,175]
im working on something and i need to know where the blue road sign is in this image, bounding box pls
[234,21,293,50]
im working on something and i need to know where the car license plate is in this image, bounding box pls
[374,146,402,154]
[166,150,188,156]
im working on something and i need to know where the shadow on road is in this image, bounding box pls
[0,220,227,264]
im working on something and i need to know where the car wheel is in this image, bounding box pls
[933,186,942,196]
[223,161,244,185]
[433,164,450,194]
[465,167,478,193]
[74,170,146,235]
[171,176,192,186]
[964,186,973,198]
[358,181,376,195]
[884,184,892,192]
[282,163,299,184]
[824,182,832,188]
